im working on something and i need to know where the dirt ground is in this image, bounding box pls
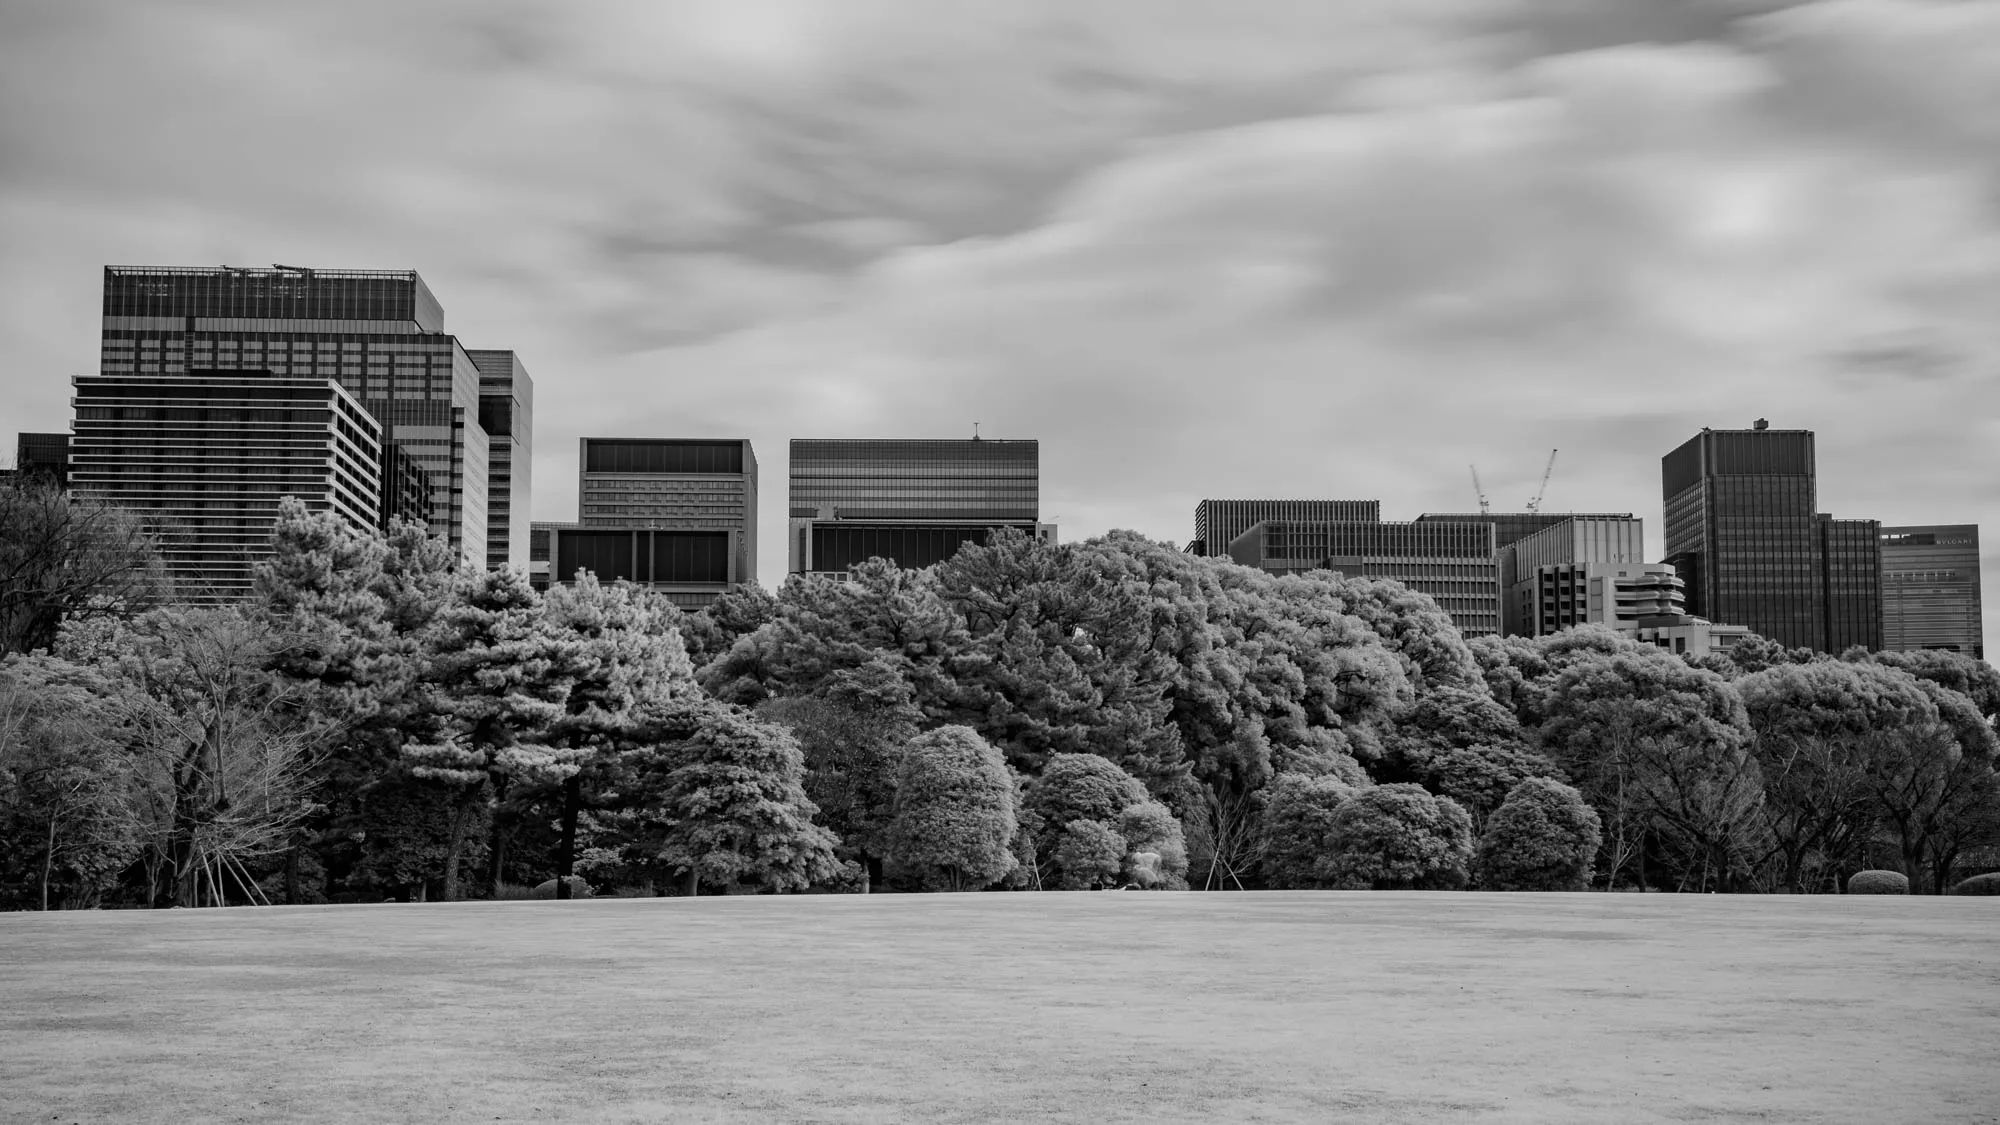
[2,892,1995,1124]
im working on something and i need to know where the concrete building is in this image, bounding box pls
[536,438,759,608]
[1190,499,1379,557]
[1498,515,1646,637]
[470,350,533,572]
[12,433,72,488]
[1227,518,1502,637]
[98,265,505,566]
[1880,525,1983,658]
[1662,420,1880,652]
[788,438,1051,576]
[69,372,381,598]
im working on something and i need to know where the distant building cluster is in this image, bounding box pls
[7,264,1983,658]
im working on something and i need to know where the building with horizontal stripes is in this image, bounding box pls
[99,265,501,566]
[788,437,1049,575]
[1880,525,1982,658]
[1226,519,1502,637]
[11,432,71,488]
[68,372,381,599]
[471,350,534,572]
[1190,499,1380,557]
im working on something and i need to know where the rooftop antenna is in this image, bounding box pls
[973,421,980,440]
[1468,465,1490,516]
[1525,448,1558,514]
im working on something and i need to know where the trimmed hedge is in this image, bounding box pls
[1950,872,2000,896]
[1847,870,1908,895]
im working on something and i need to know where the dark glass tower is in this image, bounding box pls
[788,438,1046,574]
[1820,516,1882,653]
[99,266,492,566]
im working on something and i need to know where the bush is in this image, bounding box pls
[884,726,1019,891]
[1052,820,1126,890]
[1847,870,1909,895]
[530,876,594,899]
[1262,772,1357,889]
[1117,800,1189,890]
[1323,784,1473,891]
[1949,872,2000,896]
[1475,778,1602,892]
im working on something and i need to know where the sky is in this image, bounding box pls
[2,0,1997,638]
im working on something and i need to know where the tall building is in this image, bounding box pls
[1880,525,1982,658]
[69,373,381,598]
[1191,499,1379,557]
[536,438,758,608]
[1428,511,1642,636]
[1226,519,1502,637]
[788,438,1050,575]
[99,265,496,565]
[1506,516,1647,636]
[1662,421,1878,653]
[469,350,534,571]
[12,432,71,488]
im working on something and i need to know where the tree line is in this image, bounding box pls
[2,475,1996,908]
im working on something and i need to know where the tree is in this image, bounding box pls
[400,569,582,901]
[883,726,1018,891]
[1475,778,1602,891]
[1261,772,1358,889]
[1051,820,1126,890]
[757,657,922,888]
[679,583,776,675]
[620,704,839,895]
[0,655,142,909]
[1116,800,1189,889]
[1021,752,1185,890]
[1377,685,1558,827]
[1322,783,1473,890]
[0,475,166,657]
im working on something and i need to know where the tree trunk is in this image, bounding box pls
[683,867,699,897]
[487,775,512,901]
[284,843,303,905]
[555,775,581,900]
[441,794,479,902]
[42,814,57,911]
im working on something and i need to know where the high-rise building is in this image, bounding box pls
[1191,499,1379,557]
[69,372,381,598]
[470,350,534,572]
[12,432,71,488]
[537,438,758,608]
[1662,421,1878,652]
[788,438,1050,575]
[1226,519,1502,637]
[1435,512,1642,636]
[99,265,497,565]
[1880,525,1982,658]
[1506,516,1646,635]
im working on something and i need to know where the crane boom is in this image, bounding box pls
[1468,465,1490,516]
[1527,449,1558,513]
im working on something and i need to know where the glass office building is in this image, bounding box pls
[788,438,1046,574]
[1227,519,1502,637]
[99,266,493,566]
[69,372,381,599]
[1191,499,1379,556]
[1880,525,1982,658]
[12,432,71,488]
[470,350,534,572]
[543,438,757,608]
[1819,516,1882,653]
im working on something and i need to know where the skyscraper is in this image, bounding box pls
[69,372,382,598]
[1880,525,1982,658]
[538,438,758,608]
[470,350,534,572]
[99,265,497,566]
[1819,515,1883,653]
[788,438,1050,575]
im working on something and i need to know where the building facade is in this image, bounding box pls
[12,432,71,488]
[1191,499,1380,557]
[69,373,381,598]
[1880,525,1982,658]
[1662,421,1878,652]
[470,350,534,572]
[539,437,758,608]
[788,438,1048,575]
[99,265,495,565]
[1499,515,1646,637]
[1226,518,1502,637]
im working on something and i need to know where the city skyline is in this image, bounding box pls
[2,2,1996,643]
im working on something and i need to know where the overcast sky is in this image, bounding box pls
[2,0,1996,636]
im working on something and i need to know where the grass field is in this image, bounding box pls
[2,893,1996,1124]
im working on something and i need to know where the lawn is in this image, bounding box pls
[2,893,1996,1124]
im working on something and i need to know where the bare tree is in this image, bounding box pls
[0,475,167,657]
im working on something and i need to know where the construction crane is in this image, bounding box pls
[1525,449,1558,514]
[1468,465,1490,516]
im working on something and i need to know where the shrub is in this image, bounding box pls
[1949,872,2000,896]
[1323,783,1473,890]
[1848,870,1909,895]
[1475,778,1602,892]
[529,876,593,900]
[1052,820,1126,890]
[884,726,1019,891]
[1024,754,1149,842]
[1117,800,1189,890]
[1262,772,1358,889]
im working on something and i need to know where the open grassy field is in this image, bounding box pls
[2,893,1996,1124]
